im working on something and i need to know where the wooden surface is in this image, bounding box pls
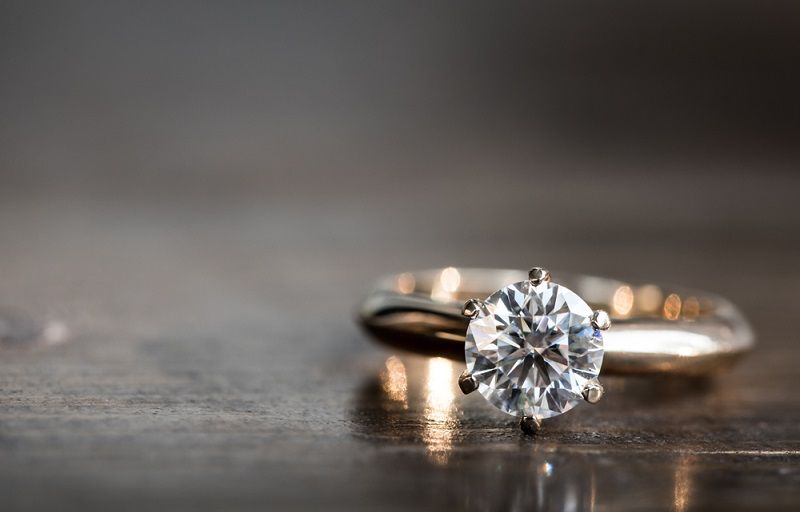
[1,176,799,511]
[1,3,799,511]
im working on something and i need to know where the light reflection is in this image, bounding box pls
[396,272,416,295]
[604,330,718,356]
[440,267,461,292]
[612,285,634,316]
[380,356,408,407]
[637,284,664,313]
[673,455,693,512]
[455,451,598,511]
[431,267,461,302]
[422,357,457,465]
[352,355,699,511]
[42,320,70,346]
[663,293,682,320]
[682,296,700,319]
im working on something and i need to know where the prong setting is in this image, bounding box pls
[458,369,478,395]
[591,309,611,330]
[582,381,604,404]
[462,272,605,425]
[528,267,551,286]
[462,298,484,318]
[520,416,542,436]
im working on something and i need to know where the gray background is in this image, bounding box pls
[1,2,799,511]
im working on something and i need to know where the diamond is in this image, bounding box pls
[465,280,604,419]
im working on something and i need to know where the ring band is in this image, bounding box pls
[359,268,754,376]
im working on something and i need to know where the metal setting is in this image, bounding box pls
[461,298,483,319]
[458,370,478,395]
[582,381,604,404]
[528,267,551,285]
[520,416,542,436]
[591,309,611,331]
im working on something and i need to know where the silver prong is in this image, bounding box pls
[461,298,484,318]
[528,267,551,286]
[591,309,611,330]
[582,380,604,404]
[520,416,542,436]
[458,369,478,394]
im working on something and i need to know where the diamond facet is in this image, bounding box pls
[464,280,604,419]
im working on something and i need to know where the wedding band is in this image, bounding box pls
[358,267,754,434]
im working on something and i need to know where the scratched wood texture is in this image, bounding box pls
[1,3,800,511]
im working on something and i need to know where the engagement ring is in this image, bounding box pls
[358,267,754,434]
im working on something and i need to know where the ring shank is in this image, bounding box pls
[358,268,754,375]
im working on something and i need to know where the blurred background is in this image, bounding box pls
[1,2,799,511]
